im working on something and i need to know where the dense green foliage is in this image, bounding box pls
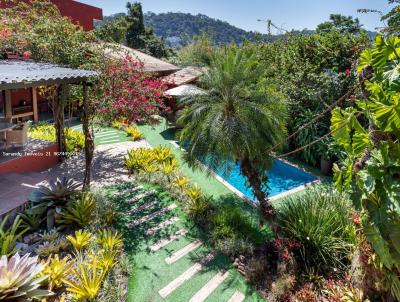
[277,188,356,274]
[381,0,400,35]
[316,14,362,34]
[331,35,400,300]
[256,29,369,166]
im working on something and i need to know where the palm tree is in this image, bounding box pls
[177,47,287,230]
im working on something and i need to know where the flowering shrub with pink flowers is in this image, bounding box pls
[98,55,168,123]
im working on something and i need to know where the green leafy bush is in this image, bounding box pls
[277,188,356,273]
[211,206,265,250]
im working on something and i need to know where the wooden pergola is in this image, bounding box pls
[0,60,99,187]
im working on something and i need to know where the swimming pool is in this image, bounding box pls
[204,158,318,202]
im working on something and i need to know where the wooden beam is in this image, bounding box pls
[4,90,12,119]
[32,87,38,122]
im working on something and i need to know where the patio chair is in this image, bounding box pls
[5,123,29,149]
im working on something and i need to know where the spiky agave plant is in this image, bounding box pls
[0,253,53,300]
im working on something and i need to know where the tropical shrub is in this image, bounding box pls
[97,230,123,253]
[67,230,94,252]
[211,206,266,254]
[59,192,96,228]
[0,215,29,256]
[41,255,73,290]
[124,146,176,175]
[330,35,400,299]
[277,188,356,274]
[184,195,211,225]
[36,238,70,258]
[98,55,168,123]
[28,123,85,152]
[0,253,52,300]
[124,125,144,141]
[63,256,106,301]
[19,206,46,231]
[30,177,80,205]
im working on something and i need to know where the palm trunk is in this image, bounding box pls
[240,158,277,233]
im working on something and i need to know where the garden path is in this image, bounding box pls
[111,182,264,302]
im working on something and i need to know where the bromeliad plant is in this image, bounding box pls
[59,192,96,228]
[0,253,52,300]
[124,125,144,141]
[0,215,29,256]
[29,177,81,230]
[67,230,94,252]
[330,35,400,300]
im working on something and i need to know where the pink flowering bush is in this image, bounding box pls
[99,55,168,123]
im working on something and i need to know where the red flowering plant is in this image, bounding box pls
[98,55,168,124]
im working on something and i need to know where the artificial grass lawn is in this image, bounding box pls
[109,182,266,302]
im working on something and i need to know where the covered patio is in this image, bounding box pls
[0,60,98,173]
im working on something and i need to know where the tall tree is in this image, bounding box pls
[126,1,146,49]
[317,14,362,34]
[178,47,287,230]
[382,0,400,35]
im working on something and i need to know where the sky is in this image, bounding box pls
[80,0,392,33]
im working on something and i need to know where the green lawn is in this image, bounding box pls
[109,182,265,302]
[70,124,131,145]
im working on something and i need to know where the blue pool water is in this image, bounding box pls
[209,159,318,201]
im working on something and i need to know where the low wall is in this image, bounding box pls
[0,144,59,174]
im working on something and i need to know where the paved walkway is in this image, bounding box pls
[70,125,131,146]
[111,182,264,302]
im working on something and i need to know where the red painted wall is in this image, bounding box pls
[0,0,103,31]
[0,144,59,174]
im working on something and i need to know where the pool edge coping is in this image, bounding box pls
[169,141,321,207]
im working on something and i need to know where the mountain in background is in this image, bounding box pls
[101,12,377,48]
[143,12,268,46]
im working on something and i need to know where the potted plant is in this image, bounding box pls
[318,138,342,176]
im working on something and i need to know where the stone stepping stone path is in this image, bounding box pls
[69,125,130,145]
[128,200,158,215]
[145,217,180,235]
[158,252,216,299]
[228,291,246,302]
[127,190,157,204]
[115,185,144,196]
[189,271,230,302]
[114,182,264,301]
[165,239,203,264]
[149,229,188,252]
[128,203,177,228]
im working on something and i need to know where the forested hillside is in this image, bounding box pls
[144,12,265,46]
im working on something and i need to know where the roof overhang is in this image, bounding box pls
[166,84,207,97]
[0,60,99,90]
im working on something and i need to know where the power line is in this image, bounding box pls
[266,85,358,155]
[276,112,362,158]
